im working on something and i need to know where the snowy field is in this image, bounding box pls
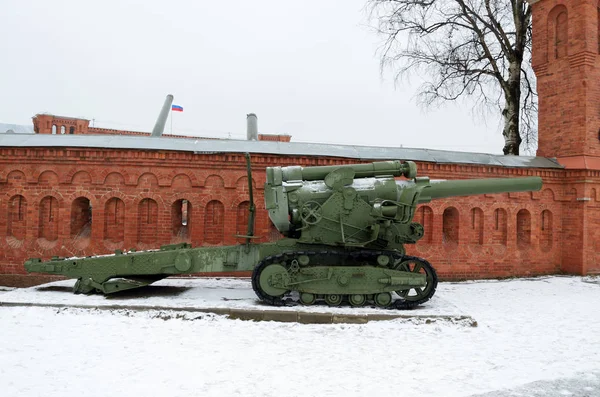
[1,276,599,397]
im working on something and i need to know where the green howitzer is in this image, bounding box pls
[25,157,542,309]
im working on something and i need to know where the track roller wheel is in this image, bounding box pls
[325,294,343,306]
[299,292,316,305]
[348,294,367,307]
[375,292,392,308]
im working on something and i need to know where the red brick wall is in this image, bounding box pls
[0,146,575,286]
[532,0,600,159]
[258,134,292,142]
[32,113,291,141]
[530,0,600,275]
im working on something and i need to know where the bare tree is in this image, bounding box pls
[369,0,536,155]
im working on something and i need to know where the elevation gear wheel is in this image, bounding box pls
[300,201,323,225]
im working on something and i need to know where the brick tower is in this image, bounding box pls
[530,0,600,274]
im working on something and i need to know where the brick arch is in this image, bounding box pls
[548,4,569,60]
[70,170,93,185]
[6,193,28,240]
[167,192,201,204]
[103,171,127,187]
[168,194,202,244]
[470,207,484,246]
[136,172,159,187]
[99,169,131,185]
[3,188,34,204]
[99,190,131,206]
[137,197,160,245]
[170,197,194,242]
[442,206,459,248]
[5,170,27,186]
[540,209,554,252]
[104,197,126,243]
[31,191,64,207]
[516,209,532,250]
[131,192,166,208]
[204,199,225,244]
[541,188,556,202]
[204,174,225,188]
[37,194,61,242]
[235,200,250,236]
[415,205,434,244]
[64,190,99,208]
[165,170,200,187]
[170,173,194,190]
[69,196,93,241]
[197,195,229,209]
[230,194,250,209]
[568,187,578,201]
[37,170,60,186]
[64,168,95,185]
[491,207,508,247]
[64,192,97,240]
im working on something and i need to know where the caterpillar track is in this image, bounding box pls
[251,250,438,310]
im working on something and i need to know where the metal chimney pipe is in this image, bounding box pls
[151,94,174,137]
[246,113,258,141]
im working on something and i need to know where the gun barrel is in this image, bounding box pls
[277,160,417,182]
[417,176,542,204]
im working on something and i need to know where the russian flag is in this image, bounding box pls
[172,105,183,112]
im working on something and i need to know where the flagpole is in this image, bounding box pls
[170,108,173,135]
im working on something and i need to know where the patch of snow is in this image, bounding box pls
[0,277,464,316]
[0,276,598,397]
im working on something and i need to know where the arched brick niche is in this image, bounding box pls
[547,5,569,59]
[516,209,532,250]
[442,207,459,248]
[104,197,125,243]
[137,198,158,244]
[171,199,192,242]
[7,195,27,241]
[540,210,553,252]
[204,200,224,244]
[415,205,433,244]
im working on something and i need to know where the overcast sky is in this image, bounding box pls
[0,0,507,154]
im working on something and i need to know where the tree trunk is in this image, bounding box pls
[502,63,523,155]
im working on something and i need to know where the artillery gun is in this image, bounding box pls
[25,157,542,309]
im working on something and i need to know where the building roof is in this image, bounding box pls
[0,133,562,169]
[0,123,34,134]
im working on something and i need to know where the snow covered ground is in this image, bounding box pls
[0,277,467,317]
[0,276,599,397]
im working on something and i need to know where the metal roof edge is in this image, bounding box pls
[0,134,564,169]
